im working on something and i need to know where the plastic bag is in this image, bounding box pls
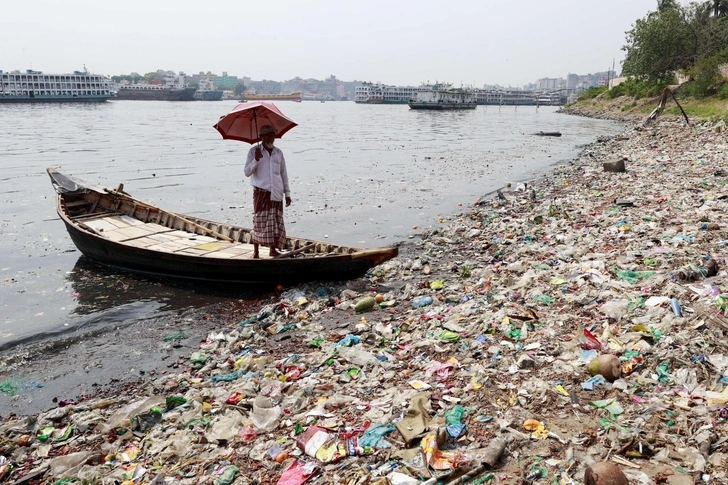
[337,346,380,367]
[48,451,91,477]
[250,395,282,431]
[276,460,318,485]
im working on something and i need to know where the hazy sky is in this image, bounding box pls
[2,0,659,87]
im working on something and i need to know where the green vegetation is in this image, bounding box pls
[234,84,246,96]
[569,0,728,120]
[622,0,728,98]
[606,77,675,99]
[111,74,143,84]
[578,86,607,101]
[460,265,472,279]
[663,97,728,120]
[718,83,728,98]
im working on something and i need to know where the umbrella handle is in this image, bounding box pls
[254,111,259,147]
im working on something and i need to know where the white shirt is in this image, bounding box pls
[243,145,291,202]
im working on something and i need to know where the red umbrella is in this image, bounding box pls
[213,101,297,144]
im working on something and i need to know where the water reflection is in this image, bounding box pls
[66,257,263,316]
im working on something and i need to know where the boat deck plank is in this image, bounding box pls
[83,219,119,233]
[89,214,305,260]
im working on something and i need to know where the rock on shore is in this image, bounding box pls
[2,119,728,485]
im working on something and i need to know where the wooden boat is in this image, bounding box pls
[47,169,398,283]
[534,131,562,137]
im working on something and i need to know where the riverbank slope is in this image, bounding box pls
[561,88,728,125]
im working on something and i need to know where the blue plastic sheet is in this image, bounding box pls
[360,423,396,449]
[211,369,246,383]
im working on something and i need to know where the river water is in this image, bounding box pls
[0,101,621,360]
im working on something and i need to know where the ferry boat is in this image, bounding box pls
[241,92,301,102]
[355,82,419,104]
[0,69,112,102]
[408,83,477,110]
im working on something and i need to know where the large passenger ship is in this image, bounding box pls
[408,83,477,110]
[355,82,419,104]
[0,69,112,102]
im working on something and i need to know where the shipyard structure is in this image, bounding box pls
[355,82,562,106]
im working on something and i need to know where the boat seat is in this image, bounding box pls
[65,199,92,208]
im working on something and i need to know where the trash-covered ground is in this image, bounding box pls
[2,118,728,485]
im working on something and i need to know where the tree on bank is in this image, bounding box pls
[712,0,728,17]
[621,0,728,95]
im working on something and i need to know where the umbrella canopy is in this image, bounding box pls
[213,101,297,144]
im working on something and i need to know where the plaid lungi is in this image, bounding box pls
[252,187,286,249]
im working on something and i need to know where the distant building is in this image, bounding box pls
[199,72,216,91]
[565,71,617,93]
[566,73,579,91]
[215,71,238,89]
[537,78,560,90]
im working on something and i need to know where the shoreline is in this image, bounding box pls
[2,118,728,484]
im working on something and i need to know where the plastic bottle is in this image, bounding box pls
[412,296,433,308]
[671,298,682,317]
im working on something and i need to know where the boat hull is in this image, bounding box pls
[198,90,223,101]
[409,102,477,110]
[61,219,389,283]
[48,169,397,284]
[0,94,109,103]
[114,87,197,101]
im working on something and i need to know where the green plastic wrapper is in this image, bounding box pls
[445,405,465,425]
[37,426,55,441]
[532,295,553,305]
[598,417,629,432]
[163,333,188,341]
[166,396,188,410]
[190,352,208,369]
[184,417,212,429]
[54,425,73,442]
[616,269,655,285]
[216,465,239,485]
[0,378,20,396]
[438,330,460,341]
[589,398,624,418]
[656,362,670,383]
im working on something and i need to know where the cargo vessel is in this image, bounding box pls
[114,85,196,101]
[195,90,224,101]
[0,69,112,102]
[241,92,301,102]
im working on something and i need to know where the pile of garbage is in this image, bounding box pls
[2,119,728,485]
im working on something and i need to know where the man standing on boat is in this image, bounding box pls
[244,125,292,258]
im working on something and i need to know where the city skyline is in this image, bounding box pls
[2,0,659,88]
[109,69,617,92]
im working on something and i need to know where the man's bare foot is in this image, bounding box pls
[252,252,259,259]
[269,249,280,257]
